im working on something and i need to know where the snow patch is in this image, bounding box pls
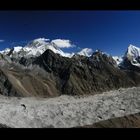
[113,56,123,65]
[77,48,93,57]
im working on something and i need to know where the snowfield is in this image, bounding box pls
[0,87,140,128]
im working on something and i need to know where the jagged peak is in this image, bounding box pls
[125,44,140,59]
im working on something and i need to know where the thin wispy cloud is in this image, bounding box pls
[0,40,5,43]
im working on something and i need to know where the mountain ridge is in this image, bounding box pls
[0,38,93,59]
[0,39,140,97]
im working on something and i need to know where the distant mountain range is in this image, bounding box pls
[0,38,93,58]
[1,38,140,97]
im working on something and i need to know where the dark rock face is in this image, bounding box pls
[19,57,36,66]
[0,69,18,96]
[32,50,139,96]
[120,57,140,72]
[7,48,14,56]
[0,124,10,128]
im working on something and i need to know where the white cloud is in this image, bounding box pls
[0,40,4,43]
[51,39,75,48]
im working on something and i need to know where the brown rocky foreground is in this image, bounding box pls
[78,112,140,128]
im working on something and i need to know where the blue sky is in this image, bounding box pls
[0,11,140,56]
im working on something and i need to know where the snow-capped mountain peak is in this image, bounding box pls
[124,44,140,67]
[126,44,140,59]
[25,38,50,49]
[77,48,93,57]
[12,38,72,57]
[24,39,53,56]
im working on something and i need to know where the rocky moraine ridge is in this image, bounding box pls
[0,86,139,128]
